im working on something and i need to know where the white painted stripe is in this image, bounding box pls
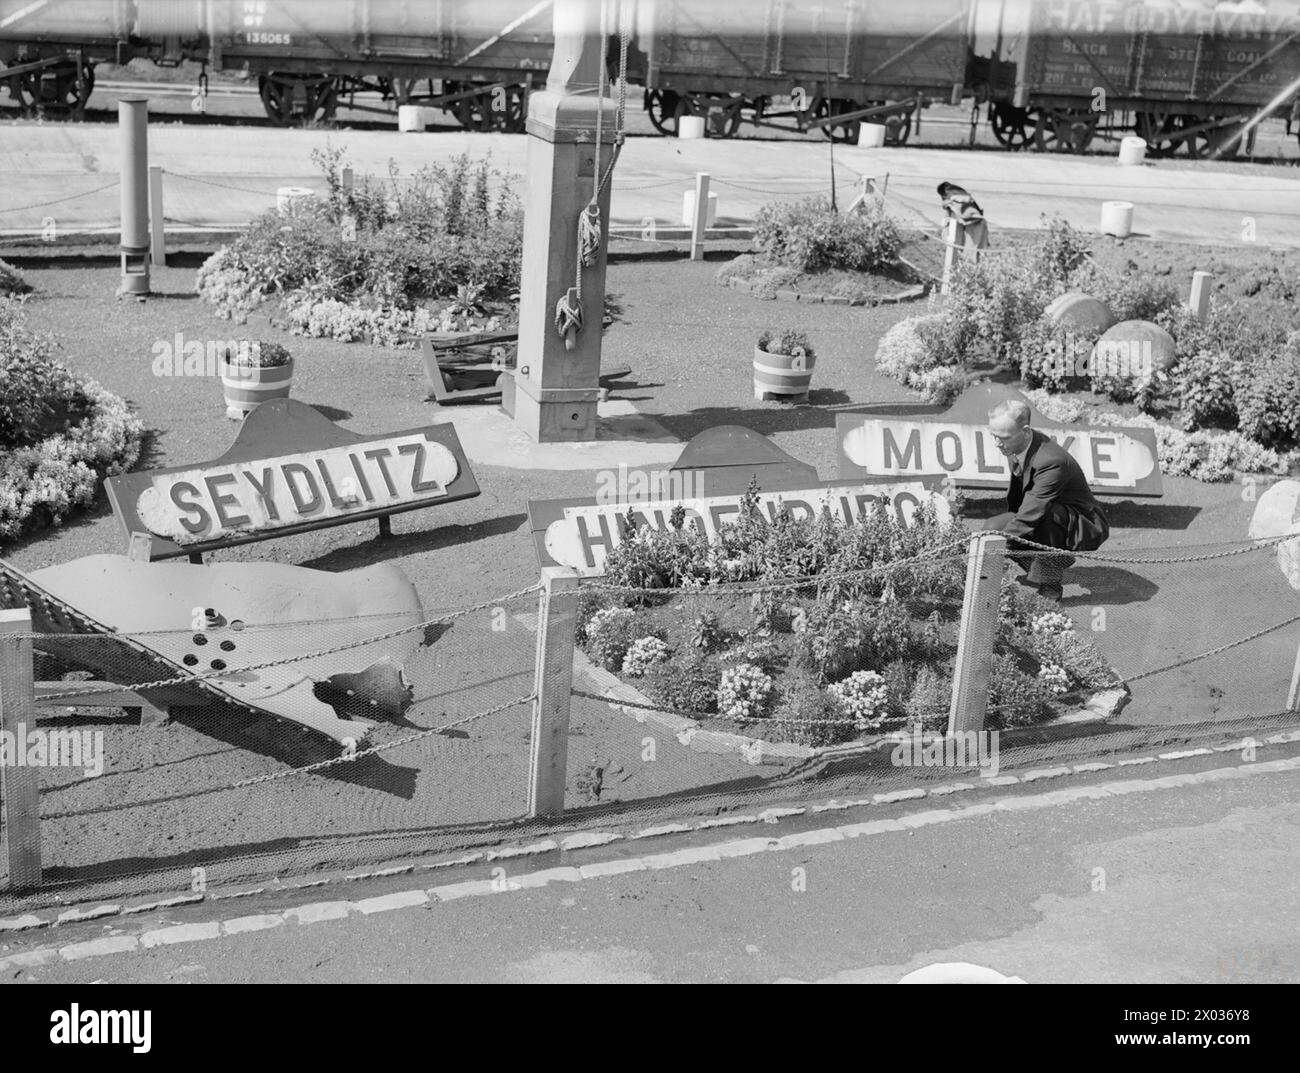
[3,752,1298,974]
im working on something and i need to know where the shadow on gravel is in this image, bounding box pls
[296,513,529,572]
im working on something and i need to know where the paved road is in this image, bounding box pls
[5,746,1296,983]
[3,100,1299,247]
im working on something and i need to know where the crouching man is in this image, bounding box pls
[984,399,1109,602]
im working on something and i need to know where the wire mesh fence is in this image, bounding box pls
[0,585,542,911]
[3,527,1299,913]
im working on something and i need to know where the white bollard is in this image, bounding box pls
[681,189,718,228]
[1118,136,1147,166]
[397,104,426,132]
[1189,270,1213,319]
[677,114,705,139]
[1100,200,1134,238]
[857,122,887,148]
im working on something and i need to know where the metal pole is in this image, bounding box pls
[118,96,150,296]
[1,609,42,890]
[148,164,165,267]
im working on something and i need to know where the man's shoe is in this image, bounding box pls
[1038,583,1064,603]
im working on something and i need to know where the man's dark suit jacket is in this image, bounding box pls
[1004,428,1110,551]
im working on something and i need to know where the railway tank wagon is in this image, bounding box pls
[134,0,556,128]
[976,0,1300,155]
[632,0,973,143]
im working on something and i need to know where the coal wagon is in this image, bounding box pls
[132,0,556,127]
[631,0,973,143]
[0,0,141,116]
[973,0,1300,155]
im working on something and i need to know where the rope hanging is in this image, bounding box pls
[556,0,630,345]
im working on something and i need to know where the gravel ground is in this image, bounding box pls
[2,237,1296,890]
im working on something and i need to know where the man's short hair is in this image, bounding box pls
[989,399,1031,428]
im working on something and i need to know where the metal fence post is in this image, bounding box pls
[118,96,150,296]
[940,217,964,295]
[148,164,165,267]
[0,608,42,890]
[528,567,580,817]
[689,171,710,262]
[948,532,1006,735]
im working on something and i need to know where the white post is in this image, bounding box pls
[148,164,165,268]
[689,171,710,262]
[1189,270,1213,320]
[528,567,580,817]
[941,217,964,295]
[0,608,41,890]
[948,533,1006,735]
[1287,636,1300,711]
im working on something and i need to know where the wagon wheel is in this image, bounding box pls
[259,73,337,127]
[645,88,681,135]
[455,89,497,132]
[1035,108,1098,153]
[1184,116,1246,160]
[677,92,743,138]
[989,101,1038,149]
[884,104,912,146]
[1134,110,1182,157]
[815,97,861,143]
[10,59,95,119]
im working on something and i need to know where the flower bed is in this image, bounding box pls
[0,302,144,542]
[196,147,523,333]
[871,215,1300,481]
[716,196,922,304]
[575,484,1121,748]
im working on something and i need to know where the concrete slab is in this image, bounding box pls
[429,398,681,471]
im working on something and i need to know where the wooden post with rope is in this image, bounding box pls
[508,0,629,443]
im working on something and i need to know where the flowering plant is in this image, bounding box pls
[757,329,814,360]
[827,670,890,730]
[717,663,774,721]
[622,636,671,677]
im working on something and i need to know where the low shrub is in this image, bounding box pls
[987,653,1056,728]
[827,669,890,730]
[621,635,671,677]
[196,149,523,324]
[753,197,901,273]
[0,260,32,297]
[757,329,814,359]
[640,650,721,715]
[905,664,952,730]
[769,673,857,747]
[0,304,144,541]
[717,662,774,721]
[873,314,967,403]
[1235,333,1300,450]
[582,607,641,671]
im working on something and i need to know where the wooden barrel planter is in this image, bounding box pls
[222,353,294,419]
[753,345,815,402]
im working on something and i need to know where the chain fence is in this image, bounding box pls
[0,583,543,911]
[554,524,1300,829]
[2,523,1299,913]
